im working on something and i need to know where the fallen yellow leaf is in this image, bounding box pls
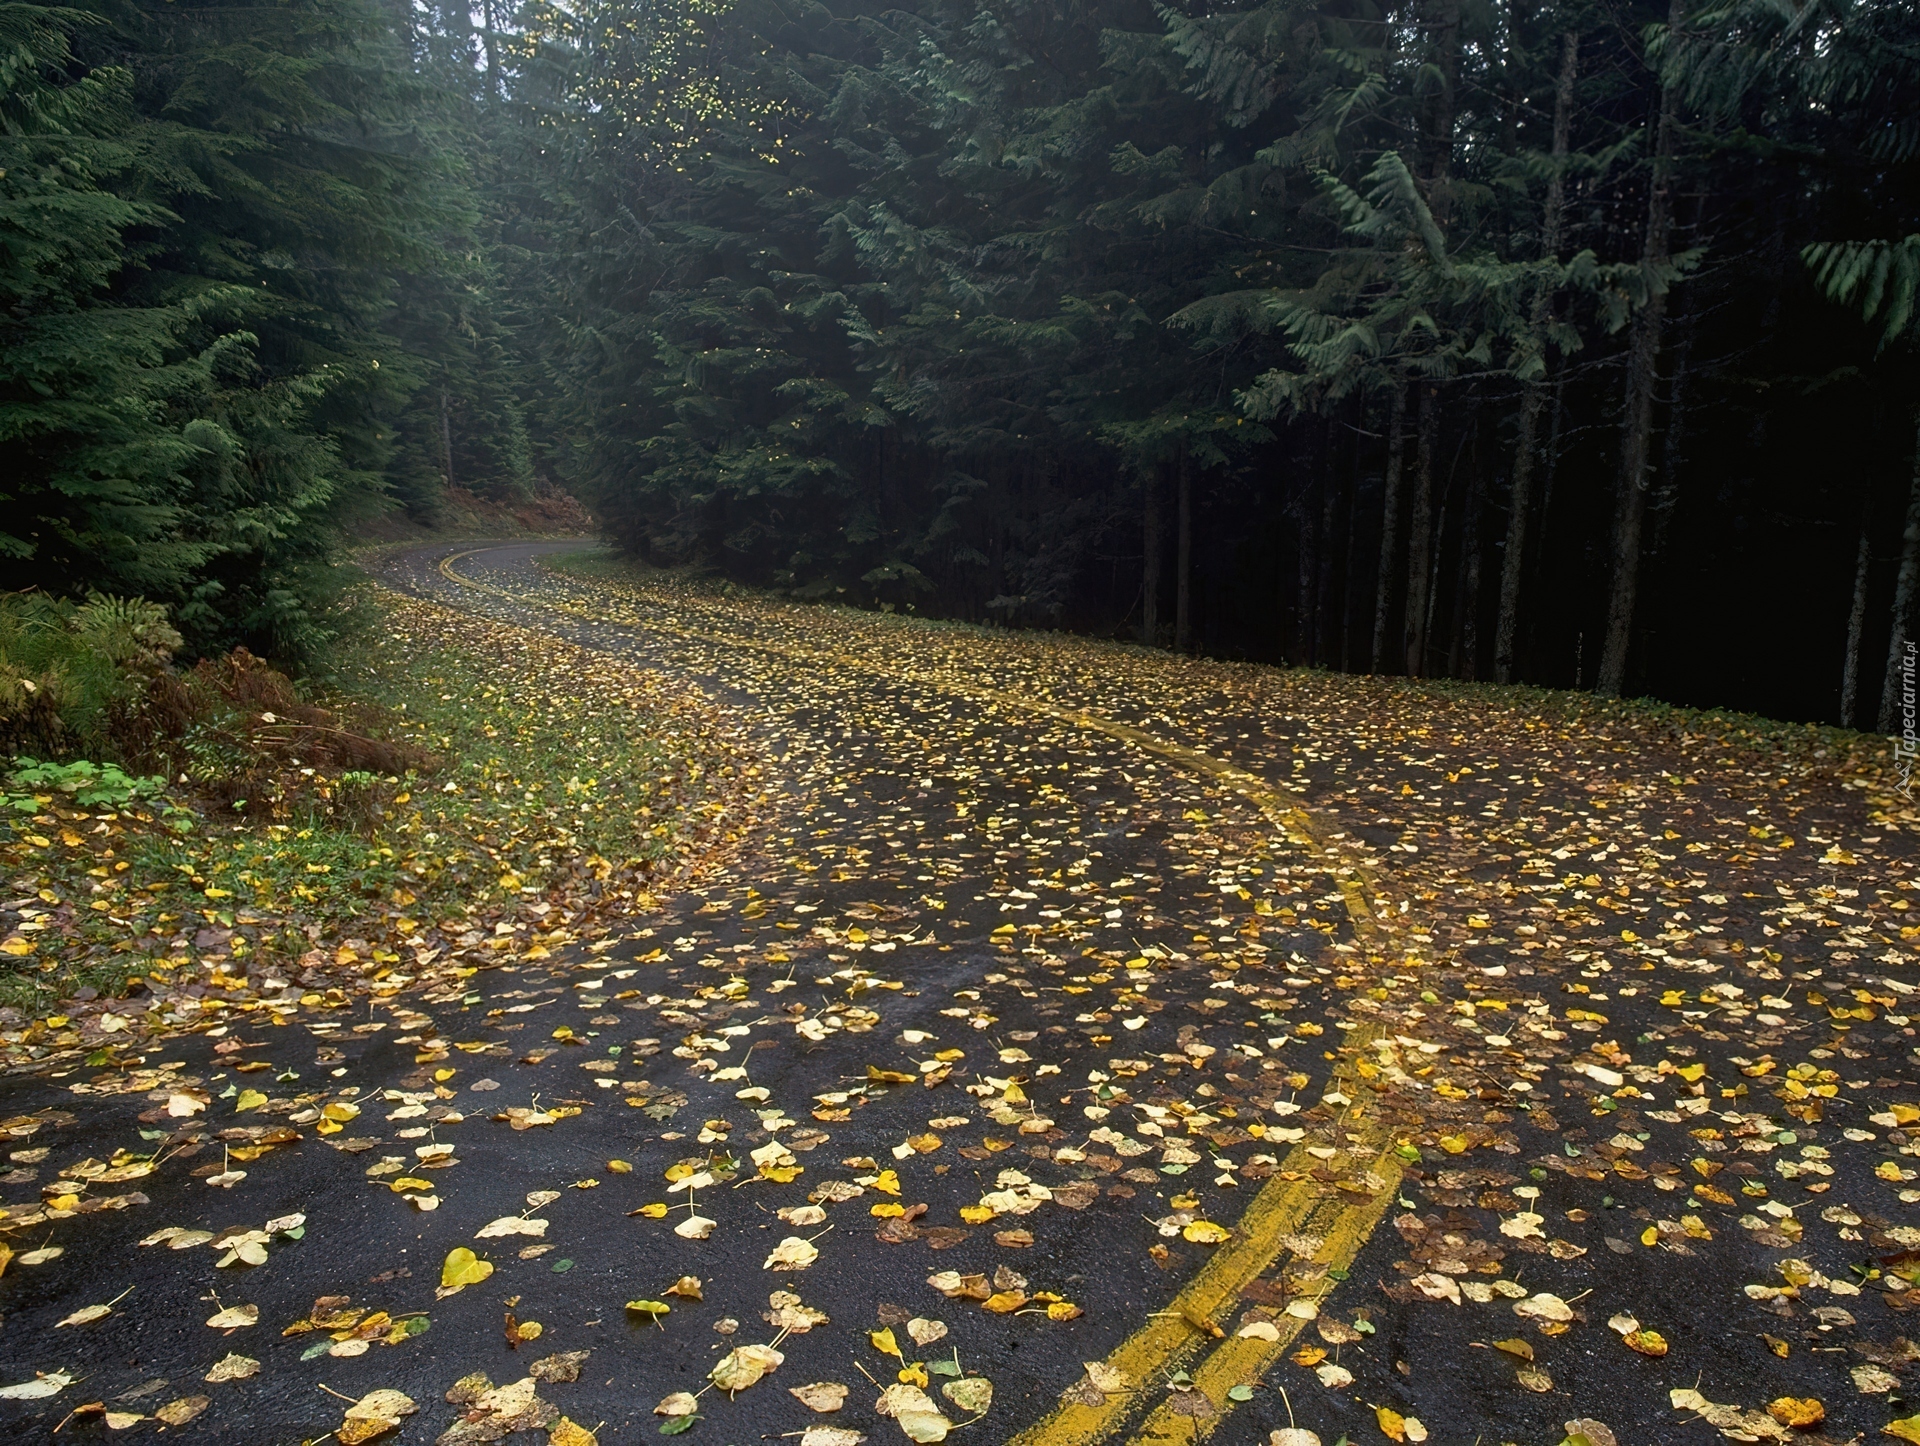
[1769,1399,1824,1429]
[440,1247,492,1291]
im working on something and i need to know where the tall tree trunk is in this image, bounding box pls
[1597,0,1685,698]
[1494,28,1578,684]
[1421,0,1464,228]
[1316,433,1343,665]
[1643,313,1689,560]
[1457,417,1487,679]
[1175,449,1193,653]
[440,387,456,488]
[1427,431,1456,674]
[1526,369,1571,665]
[1495,401,1549,683]
[1405,381,1441,677]
[481,0,502,97]
[1341,417,1364,672]
[1498,1,1529,229]
[1296,472,1317,665]
[1401,0,1461,680]
[1371,383,1410,672]
[1142,470,1161,645]
[1429,423,1472,672]
[1651,313,1693,557]
[1878,414,1920,733]
[1842,493,1873,728]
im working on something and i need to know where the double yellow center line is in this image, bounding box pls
[429,545,1412,1446]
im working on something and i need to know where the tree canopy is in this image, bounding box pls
[11,0,1920,722]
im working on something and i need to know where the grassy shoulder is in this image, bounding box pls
[0,588,760,1066]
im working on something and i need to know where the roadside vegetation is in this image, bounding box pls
[0,587,759,1058]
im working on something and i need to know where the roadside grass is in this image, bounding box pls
[536,548,672,590]
[0,589,757,1053]
[540,547,1878,772]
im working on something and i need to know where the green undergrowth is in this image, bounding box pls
[0,590,751,1024]
[539,547,683,589]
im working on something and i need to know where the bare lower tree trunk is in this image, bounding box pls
[1457,423,1487,680]
[1597,0,1684,698]
[1175,449,1193,653]
[1878,415,1920,733]
[1496,393,1548,683]
[1650,316,1693,556]
[1316,442,1342,665]
[440,387,456,488]
[1598,315,1663,695]
[1842,495,1873,728]
[1297,473,1318,665]
[1428,447,1455,672]
[1527,369,1570,662]
[1341,420,1363,671]
[1371,384,1410,672]
[481,0,502,97]
[1142,470,1161,645]
[1494,28,1577,684]
[1405,381,1440,677]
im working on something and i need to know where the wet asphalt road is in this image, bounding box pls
[0,542,1380,1444]
[4,541,1918,1446]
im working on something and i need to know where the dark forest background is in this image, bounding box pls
[7,0,1919,725]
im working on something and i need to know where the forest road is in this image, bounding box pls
[1,539,1913,1446]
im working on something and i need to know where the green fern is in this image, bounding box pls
[1803,236,1920,349]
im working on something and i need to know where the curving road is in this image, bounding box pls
[1,540,1913,1446]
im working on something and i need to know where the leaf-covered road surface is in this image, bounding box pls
[4,540,1920,1446]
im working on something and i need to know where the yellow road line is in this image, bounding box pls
[429,544,1412,1446]
[1004,1074,1400,1446]
[1120,1145,1402,1445]
[438,548,517,598]
[1027,706,1389,942]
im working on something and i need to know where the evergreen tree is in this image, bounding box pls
[12,0,1920,722]
[4,0,481,659]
